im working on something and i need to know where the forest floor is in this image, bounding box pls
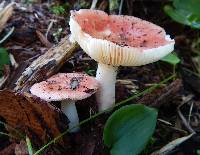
[0,0,200,155]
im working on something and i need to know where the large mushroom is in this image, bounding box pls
[30,73,99,132]
[69,9,175,111]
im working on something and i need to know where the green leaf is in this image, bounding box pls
[164,5,192,26]
[164,0,200,29]
[103,104,158,155]
[173,0,200,16]
[161,53,180,65]
[0,48,10,76]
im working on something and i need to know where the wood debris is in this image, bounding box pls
[0,2,14,33]
[14,36,78,92]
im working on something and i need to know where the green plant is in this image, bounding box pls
[53,28,63,43]
[103,104,157,155]
[164,0,200,74]
[0,48,10,77]
[197,149,200,155]
[84,66,96,76]
[161,52,180,75]
[50,3,70,15]
[32,75,175,155]
[23,0,34,4]
[161,53,180,65]
[164,0,200,29]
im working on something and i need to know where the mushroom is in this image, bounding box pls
[69,9,175,111]
[30,73,99,132]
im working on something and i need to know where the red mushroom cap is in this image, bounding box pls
[71,10,170,49]
[69,9,175,66]
[30,73,99,101]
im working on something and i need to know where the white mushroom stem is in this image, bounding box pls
[96,63,118,111]
[61,100,80,132]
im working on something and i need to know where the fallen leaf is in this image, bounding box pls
[0,89,68,148]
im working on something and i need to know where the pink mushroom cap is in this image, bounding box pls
[69,9,175,66]
[30,73,99,102]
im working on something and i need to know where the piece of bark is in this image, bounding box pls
[139,79,183,108]
[0,2,14,33]
[14,36,78,92]
[0,89,68,148]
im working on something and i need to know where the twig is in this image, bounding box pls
[9,53,18,68]
[36,30,53,48]
[45,19,56,39]
[0,27,14,44]
[177,97,195,133]
[177,109,195,133]
[158,119,188,135]
[188,102,194,124]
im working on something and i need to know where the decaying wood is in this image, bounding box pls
[14,36,78,92]
[0,90,68,148]
[0,2,14,33]
[139,79,183,108]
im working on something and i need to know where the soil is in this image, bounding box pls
[0,0,200,155]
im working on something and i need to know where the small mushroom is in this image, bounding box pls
[30,73,99,132]
[69,9,175,111]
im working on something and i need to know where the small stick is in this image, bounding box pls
[177,95,195,133]
[177,109,195,133]
[188,101,194,124]
[36,30,53,48]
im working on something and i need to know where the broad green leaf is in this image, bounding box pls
[103,104,157,155]
[173,0,200,16]
[161,53,180,65]
[0,48,10,76]
[164,5,192,26]
[0,48,9,65]
[164,0,200,29]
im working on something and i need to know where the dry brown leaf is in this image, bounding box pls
[15,140,28,155]
[0,89,68,148]
[0,143,16,155]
